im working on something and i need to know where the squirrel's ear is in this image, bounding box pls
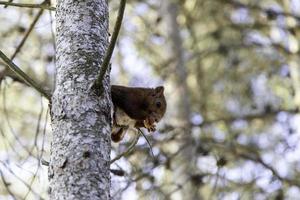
[155,86,164,95]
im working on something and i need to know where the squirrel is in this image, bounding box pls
[111,85,167,142]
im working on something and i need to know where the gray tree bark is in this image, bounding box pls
[49,0,111,199]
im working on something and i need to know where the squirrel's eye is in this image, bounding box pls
[156,102,161,108]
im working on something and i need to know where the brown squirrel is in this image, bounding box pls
[111,85,167,142]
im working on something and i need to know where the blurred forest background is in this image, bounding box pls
[0,0,300,199]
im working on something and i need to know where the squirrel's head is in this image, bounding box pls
[148,86,167,122]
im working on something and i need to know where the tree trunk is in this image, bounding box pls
[49,0,111,199]
[164,1,200,199]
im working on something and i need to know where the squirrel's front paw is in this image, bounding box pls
[144,118,156,132]
[147,124,156,132]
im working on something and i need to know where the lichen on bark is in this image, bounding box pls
[49,0,111,199]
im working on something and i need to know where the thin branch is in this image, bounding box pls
[11,9,44,60]
[3,0,11,8]
[137,128,155,158]
[0,1,55,10]
[24,97,44,163]
[110,168,125,176]
[203,137,300,187]
[93,0,126,93]
[2,82,37,158]
[239,152,300,187]
[41,159,49,166]
[38,108,49,167]
[0,50,51,100]
[199,108,298,127]
[208,167,220,200]
[0,170,18,200]
[1,4,46,84]
[0,161,42,198]
[0,8,45,83]
[160,109,298,134]
[110,132,140,164]
[227,0,300,20]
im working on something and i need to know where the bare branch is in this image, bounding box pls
[239,152,300,187]
[226,0,300,20]
[11,9,44,60]
[0,170,18,200]
[137,128,155,158]
[0,50,51,100]
[202,137,300,187]
[110,132,140,164]
[0,1,55,10]
[0,6,47,85]
[199,108,298,127]
[94,0,126,93]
